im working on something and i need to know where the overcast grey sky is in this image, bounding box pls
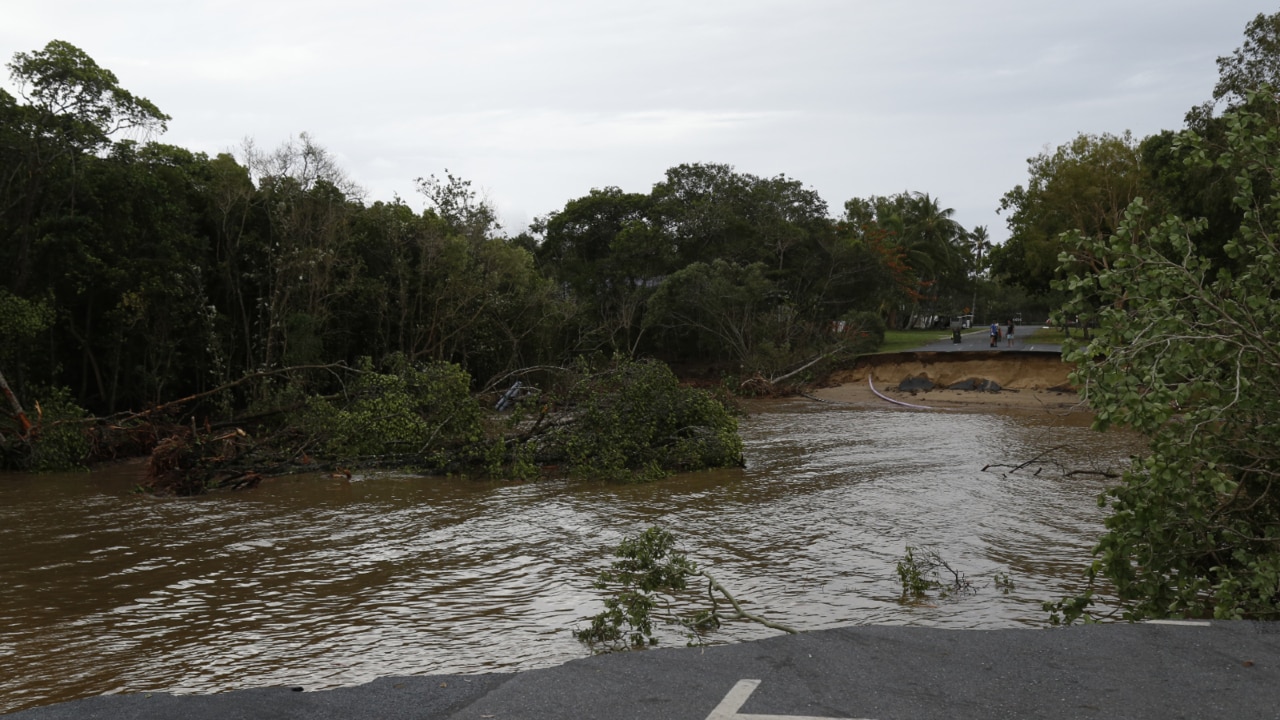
[1,1,1266,242]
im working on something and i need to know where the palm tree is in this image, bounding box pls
[900,192,965,326]
[967,226,993,321]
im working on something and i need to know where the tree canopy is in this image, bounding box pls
[990,131,1144,298]
[0,40,1000,477]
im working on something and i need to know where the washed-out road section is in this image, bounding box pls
[7,622,1278,719]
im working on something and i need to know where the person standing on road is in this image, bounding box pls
[1006,319,1015,347]
[990,321,999,347]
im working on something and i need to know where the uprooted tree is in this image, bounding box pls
[0,356,745,495]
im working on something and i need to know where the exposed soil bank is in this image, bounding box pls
[815,350,1085,413]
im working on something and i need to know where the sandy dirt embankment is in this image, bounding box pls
[813,351,1086,412]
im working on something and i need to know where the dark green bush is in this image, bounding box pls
[295,355,483,468]
[541,359,743,482]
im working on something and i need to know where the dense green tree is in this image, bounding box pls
[649,163,829,273]
[0,40,169,295]
[237,134,362,369]
[535,165,838,360]
[57,142,218,410]
[345,195,566,385]
[964,225,994,319]
[899,192,968,322]
[1153,11,1280,270]
[991,132,1144,306]
[839,192,974,326]
[786,220,894,321]
[297,355,484,465]
[1052,92,1280,621]
[202,152,261,376]
[0,289,53,397]
[537,359,743,481]
[1186,10,1280,126]
[417,170,501,241]
[533,187,663,354]
[644,259,783,368]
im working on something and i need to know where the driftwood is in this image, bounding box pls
[147,428,264,495]
[981,444,1121,480]
[143,424,333,495]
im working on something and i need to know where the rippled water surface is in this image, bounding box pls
[0,400,1139,713]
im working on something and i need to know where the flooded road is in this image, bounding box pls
[0,400,1138,713]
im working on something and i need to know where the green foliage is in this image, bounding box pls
[575,526,702,648]
[15,387,91,472]
[1207,12,1280,113]
[993,132,1144,298]
[645,260,867,379]
[417,170,501,240]
[896,546,933,599]
[994,573,1016,595]
[576,526,797,650]
[296,355,483,467]
[1044,591,1099,626]
[543,358,743,482]
[6,39,169,153]
[1054,92,1280,621]
[0,289,52,344]
[896,546,975,601]
[840,191,972,327]
[837,310,886,351]
[480,433,539,482]
[645,259,780,365]
[0,290,54,383]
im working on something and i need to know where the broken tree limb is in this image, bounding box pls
[98,362,353,427]
[480,365,571,395]
[767,343,849,386]
[698,569,798,634]
[0,367,32,435]
[982,443,1070,474]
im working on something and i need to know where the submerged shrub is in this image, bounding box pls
[296,355,483,468]
[1,387,91,472]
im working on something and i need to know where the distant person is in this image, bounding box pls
[1007,319,1016,347]
[989,321,999,347]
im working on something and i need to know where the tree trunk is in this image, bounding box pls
[0,367,32,434]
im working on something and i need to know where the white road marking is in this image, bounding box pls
[1144,619,1212,626]
[705,679,874,720]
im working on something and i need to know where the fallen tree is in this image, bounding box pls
[1,356,745,495]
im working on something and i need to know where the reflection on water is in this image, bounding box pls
[0,400,1139,713]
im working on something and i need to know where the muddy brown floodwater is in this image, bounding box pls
[0,399,1141,714]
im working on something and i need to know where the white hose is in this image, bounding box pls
[868,375,934,410]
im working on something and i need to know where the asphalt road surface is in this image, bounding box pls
[9,622,1279,719]
[913,324,1063,354]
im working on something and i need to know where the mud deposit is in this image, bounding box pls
[819,351,1079,411]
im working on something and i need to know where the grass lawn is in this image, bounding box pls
[876,329,953,354]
